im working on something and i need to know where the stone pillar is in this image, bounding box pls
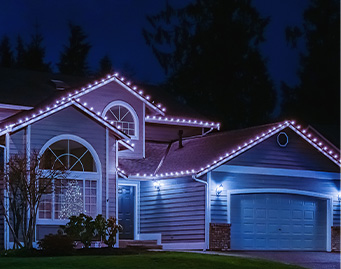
[331,226,340,252]
[209,223,231,251]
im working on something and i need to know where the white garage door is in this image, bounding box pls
[230,193,327,250]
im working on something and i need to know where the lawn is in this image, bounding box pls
[0,251,302,269]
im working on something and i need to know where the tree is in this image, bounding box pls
[58,23,91,76]
[15,35,26,68]
[0,35,14,67]
[0,152,66,249]
[24,33,51,72]
[98,55,113,77]
[282,0,340,126]
[143,0,275,129]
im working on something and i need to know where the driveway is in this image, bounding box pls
[182,251,341,269]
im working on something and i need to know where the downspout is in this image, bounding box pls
[0,144,7,250]
[192,174,209,251]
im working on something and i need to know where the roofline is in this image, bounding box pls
[195,120,341,177]
[0,103,33,111]
[0,98,131,141]
[52,73,165,116]
[118,120,340,180]
[145,115,220,130]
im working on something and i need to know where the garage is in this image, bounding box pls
[230,193,327,250]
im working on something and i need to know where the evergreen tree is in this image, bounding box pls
[0,35,14,67]
[15,35,26,68]
[58,23,91,76]
[282,0,339,126]
[24,33,51,72]
[143,0,275,129]
[98,55,113,76]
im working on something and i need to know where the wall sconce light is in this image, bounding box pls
[216,184,223,196]
[153,181,162,191]
[338,192,341,201]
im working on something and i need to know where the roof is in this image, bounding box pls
[118,120,341,179]
[0,98,132,142]
[0,67,165,115]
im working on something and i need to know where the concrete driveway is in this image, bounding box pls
[182,251,340,269]
[228,251,341,269]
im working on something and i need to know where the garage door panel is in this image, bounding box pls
[231,193,327,250]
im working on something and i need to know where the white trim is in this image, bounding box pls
[37,134,103,223]
[213,165,340,180]
[227,188,333,252]
[142,103,145,158]
[145,116,220,130]
[102,100,139,140]
[288,125,340,166]
[118,181,139,240]
[0,103,33,111]
[5,133,9,249]
[206,172,212,249]
[196,121,340,177]
[162,242,205,250]
[113,77,165,116]
[106,128,109,218]
[0,101,129,140]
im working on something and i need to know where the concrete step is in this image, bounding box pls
[119,239,162,249]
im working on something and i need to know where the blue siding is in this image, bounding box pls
[210,171,340,226]
[140,177,205,243]
[228,128,339,173]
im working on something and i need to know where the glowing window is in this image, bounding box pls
[104,103,137,137]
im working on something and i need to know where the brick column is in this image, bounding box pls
[209,223,231,251]
[331,226,340,252]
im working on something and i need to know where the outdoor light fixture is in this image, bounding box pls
[153,181,162,191]
[216,184,223,196]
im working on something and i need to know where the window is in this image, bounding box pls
[103,101,138,138]
[38,137,100,221]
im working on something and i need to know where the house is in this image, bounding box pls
[0,68,340,251]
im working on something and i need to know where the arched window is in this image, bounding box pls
[102,101,138,138]
[38,136,101,222]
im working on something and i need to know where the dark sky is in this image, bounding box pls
[0,0,308,87]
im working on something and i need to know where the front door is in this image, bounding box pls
[118,185,135,239]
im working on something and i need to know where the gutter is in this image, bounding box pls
[192,174,209,251]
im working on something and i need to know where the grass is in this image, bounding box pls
[0,251,303,269]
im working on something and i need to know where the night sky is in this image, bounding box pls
[0,0,308,87]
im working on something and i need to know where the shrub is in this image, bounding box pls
[104,217,123,248]
[38,233,75,256]
[62,214,95,248]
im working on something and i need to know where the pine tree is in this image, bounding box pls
[282,0,339,126]
[58,23,91,76]
[0,35,14,67]
[98,55,113,76]
[24,33,51,72]
[143,0,275,129]
[59,180,84,219]
[15,35,26,68]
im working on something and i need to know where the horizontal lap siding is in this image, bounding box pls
[30,106,110,218]
[0,178,3,249]
[211,171,340,226]
[228,128,339,172]
[140,177,205,243]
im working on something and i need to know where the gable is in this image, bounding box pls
[30,106,108,153]
[227,127,339,172]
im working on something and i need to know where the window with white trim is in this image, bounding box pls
[104,103,137,137]
[38,139,99,220]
